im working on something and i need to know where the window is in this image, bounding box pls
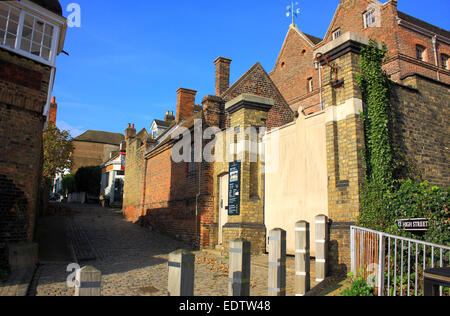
[363,10,376,28]
[20,14,54,61]
[0,2,57,63]
[307,78,313,93]
[441,54,449,70]
[416,45,426,61]
[0,4,20,49]
[332,28,341,40]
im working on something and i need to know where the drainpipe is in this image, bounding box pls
[318,64,323,110]
[195,161,202,250]
[432,34,440,81]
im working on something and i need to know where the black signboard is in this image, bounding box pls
[228,161,241,216]
[396,218,429,232]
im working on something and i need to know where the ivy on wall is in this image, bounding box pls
[356,40,449,245]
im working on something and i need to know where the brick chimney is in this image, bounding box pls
[49,96,57,123]
[214,57,232,96]
[176,88,197,122]
[125,123,136,139]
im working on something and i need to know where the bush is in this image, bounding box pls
[340,273,375,296]
[359,180,449,245]
[75,166,102,196]
[61,174,77,194]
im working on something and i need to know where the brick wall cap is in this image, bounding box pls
[313,32,381,57]
[176,88,197,95]
[214,57,232,64]
[225,93,274,110]
[202,95,223,103]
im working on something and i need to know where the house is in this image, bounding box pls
[0,0,67,260]
[71,130,124,173]
[100,146,126,208]
[150,112,174,139]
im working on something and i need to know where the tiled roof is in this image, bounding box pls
[304,33,323,45]
[30,0,63,15]
[398,11,450,39]
[153,119,172,127]
[74,130,124,146]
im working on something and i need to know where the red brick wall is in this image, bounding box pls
[0,49,51,252]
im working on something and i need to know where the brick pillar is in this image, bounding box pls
[176,88,197,122]
[315,33,368,274]
[214,57,232,96]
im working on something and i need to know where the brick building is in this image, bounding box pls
[123,0,449,272]
[123,59,294,253]
[270,0,450,114]
[0,0,67,257]
[71,130,124,174]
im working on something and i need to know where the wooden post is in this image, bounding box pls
[168,249,195,296]
[295,221,310,296]
[315,215,328,282]
[75,266,101,296]
[268,229,286,296]
[229,238,251,296]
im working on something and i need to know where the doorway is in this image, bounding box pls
[218,174,229,245]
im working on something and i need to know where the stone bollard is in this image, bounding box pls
[229,239,251,296]
[168,249,195,296]
[75,266,102,296]
[268,229,286,296]
[295,221,310,296]
[315,215,328,282]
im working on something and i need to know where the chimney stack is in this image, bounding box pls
[125,123,136,139]
[176,88,197,122]
[49,96,57,123]
[164,110,175,122]
[214,57,232,96]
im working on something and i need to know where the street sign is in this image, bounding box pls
[396,218,429,232]
[228,161,241,216]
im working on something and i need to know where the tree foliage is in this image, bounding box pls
[43,122,73,180]
[61,174,77,194]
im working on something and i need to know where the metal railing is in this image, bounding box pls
[351,226,450,296]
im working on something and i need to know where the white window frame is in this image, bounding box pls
[307,77,314,93]
[332,28,341,40]
[441,54,449,70]
[363,10,376,29]
[416,45,426,62]
[0,1,60,66]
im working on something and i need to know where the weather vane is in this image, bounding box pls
[286,2,300,25]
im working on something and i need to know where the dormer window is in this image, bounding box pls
[0,1,64,66]
[363,10,376,29]
[416,45,427,61]
[332,28,341,40]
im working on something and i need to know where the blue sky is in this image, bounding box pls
[54,0,450,137]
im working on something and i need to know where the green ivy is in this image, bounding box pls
[356,40,449,245]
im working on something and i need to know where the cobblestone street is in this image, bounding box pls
[25,204,329,296]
